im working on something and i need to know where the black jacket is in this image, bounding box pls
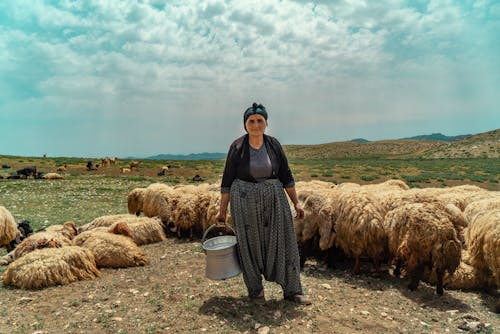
[221,134,295,193]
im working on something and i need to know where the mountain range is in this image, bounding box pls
[143,130,497,160]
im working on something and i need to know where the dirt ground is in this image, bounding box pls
[0,237,498,334]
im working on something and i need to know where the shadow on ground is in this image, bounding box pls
[199,295,307,332]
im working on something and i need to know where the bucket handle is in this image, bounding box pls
[202,221,236,245]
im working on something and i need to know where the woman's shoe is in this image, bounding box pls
[249,290,265,303]
[285,294,312,305]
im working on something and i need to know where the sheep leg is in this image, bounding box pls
[298,239,312,269]
[435,268,445,296]
[325,248,337,269]
[371,259,381,277]
[393,259,402,278]
[407,262,425,291]
[353,256,360,275]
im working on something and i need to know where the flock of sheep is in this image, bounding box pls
[0,179,499,312]
[293,180,499,310]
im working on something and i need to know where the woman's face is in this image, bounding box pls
[245,114,267,136]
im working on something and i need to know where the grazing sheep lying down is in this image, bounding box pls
[78,214,140,233]
[0,206,19,247]
[44,221,78,240]
[13,231,73,260]
[42,172,64,179]
[73,230,149,268]
[386,202,462,295]
[108,216,167,246]
[2,246,100,289]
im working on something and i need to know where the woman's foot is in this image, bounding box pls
[249,289,265,303]
[285,294,312,305]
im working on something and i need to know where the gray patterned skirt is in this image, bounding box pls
[230,178,302,298]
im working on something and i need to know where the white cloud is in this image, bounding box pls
[0,0,498,156]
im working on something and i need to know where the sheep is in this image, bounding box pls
[2,246,100,289]
[142,183,175,224]
[73,230,149,268]
[77,214,142,233]
[465,209,500,291]
[334,191,388,274]
[463,197,500,226]
[128,188,146,216]
[361,179,410,192]
[203,191,233,233]
[129,161,141,170]
[109,157,118,164]
[422,250,487,291]
[56,164,67,172]
[13,230,73,260]
[108,216,167,246]
[385,202,462,295]
[5,220,33,252]
[120,167,131,173]
[42,172,64,179]
[44,221,78,240]
[0,206,19,247]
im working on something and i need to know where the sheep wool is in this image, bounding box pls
[127,187,146,216]
[2,246,100,289]
[422,256,485,291]
[108,216,166,246]
[78,214,140,233]
[465,209,500,288]
[334,191,387,274]
[73,230,149,268]
[0,206,19,247]
[385,202,462,295]
[42,172,64,179]
[13,231,73,260]
[45,221,78,240]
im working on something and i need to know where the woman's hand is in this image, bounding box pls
[215,212,226,226]
[294,202,305,220]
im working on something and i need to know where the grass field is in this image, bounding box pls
[0,155,498,231]
[0,154,499,334]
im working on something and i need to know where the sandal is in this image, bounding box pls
[285,294,312,305]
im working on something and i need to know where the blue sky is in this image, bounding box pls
[1,0,499,157]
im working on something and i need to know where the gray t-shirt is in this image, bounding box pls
[249,144,272,182]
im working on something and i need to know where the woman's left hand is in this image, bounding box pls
[294,202,305,220]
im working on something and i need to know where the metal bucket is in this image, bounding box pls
[202,223,241,280]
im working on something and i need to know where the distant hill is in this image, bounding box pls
[147,152,226,160]
[401,133,471,141]
[283,139,442,159]
[284,129,499,160]
[421,128,500,159]
[350,138,370,143]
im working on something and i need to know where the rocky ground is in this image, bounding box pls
[0,238,498,334]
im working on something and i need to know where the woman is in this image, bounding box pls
[216,103,311,305]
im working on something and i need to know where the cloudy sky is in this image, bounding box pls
[1,0,499,157]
